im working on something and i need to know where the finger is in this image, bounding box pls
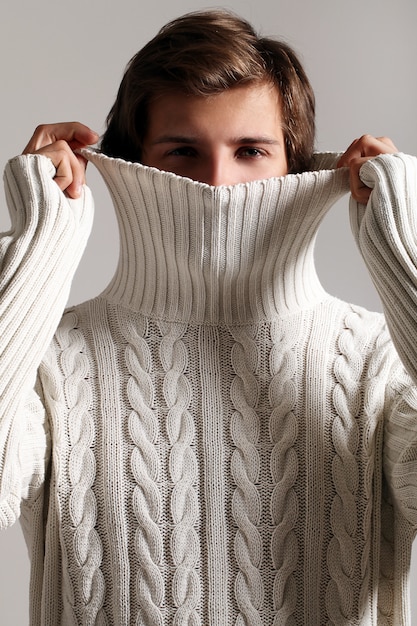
[38,140,87,198]
[67,153,89,198]
[337,134,398,168]
[23,122,99,152]
[348,157,373,204]
[23,122,99,154]
[351,179,371,204]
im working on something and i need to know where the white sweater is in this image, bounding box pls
[1,148,417,625]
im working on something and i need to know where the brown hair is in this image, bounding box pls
[101,10,315,174]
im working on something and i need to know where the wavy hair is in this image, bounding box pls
[101,10,315,174]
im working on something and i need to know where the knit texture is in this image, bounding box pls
[1,149,417,624]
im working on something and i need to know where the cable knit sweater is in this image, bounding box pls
[1,148,417,625]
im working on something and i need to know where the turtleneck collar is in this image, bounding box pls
[82,149,350,324]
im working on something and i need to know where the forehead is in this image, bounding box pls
[146,82,284,135]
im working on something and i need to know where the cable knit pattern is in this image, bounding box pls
[158,320,200,625]
[119,311,165,625]
[56,310,106,624]
[358,323,393,621]
[229,325,263,625]
[3,150,417,624]
[378,493,395,625]
[326,307,363,623]
[268,320,299,625]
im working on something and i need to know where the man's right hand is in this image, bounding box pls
[22,122,99,199]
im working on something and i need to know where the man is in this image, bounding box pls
[1,9,416,625]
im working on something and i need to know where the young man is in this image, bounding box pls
[1,9,417,626]
[23,9,396,200]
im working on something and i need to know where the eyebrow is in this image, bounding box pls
[150,135,282,146]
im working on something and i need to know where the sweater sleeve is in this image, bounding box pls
[0,154,94,527]
[350,152,417,526]
[350,153,417,381]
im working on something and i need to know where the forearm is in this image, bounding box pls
[0,153,93,524]
[350,153,417,382]
[347,152,417,525]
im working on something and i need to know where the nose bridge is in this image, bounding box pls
[205,150,230,186]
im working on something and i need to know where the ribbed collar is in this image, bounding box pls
[82,149,350,324]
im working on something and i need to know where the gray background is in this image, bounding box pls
[0,0,416,622]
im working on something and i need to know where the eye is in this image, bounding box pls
[237,147,266,158]
[167,146,197,157]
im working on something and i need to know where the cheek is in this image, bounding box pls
[257,158,288,179]
[141,147,167,170]
[276,150,289,177]
[278,159,289,177]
